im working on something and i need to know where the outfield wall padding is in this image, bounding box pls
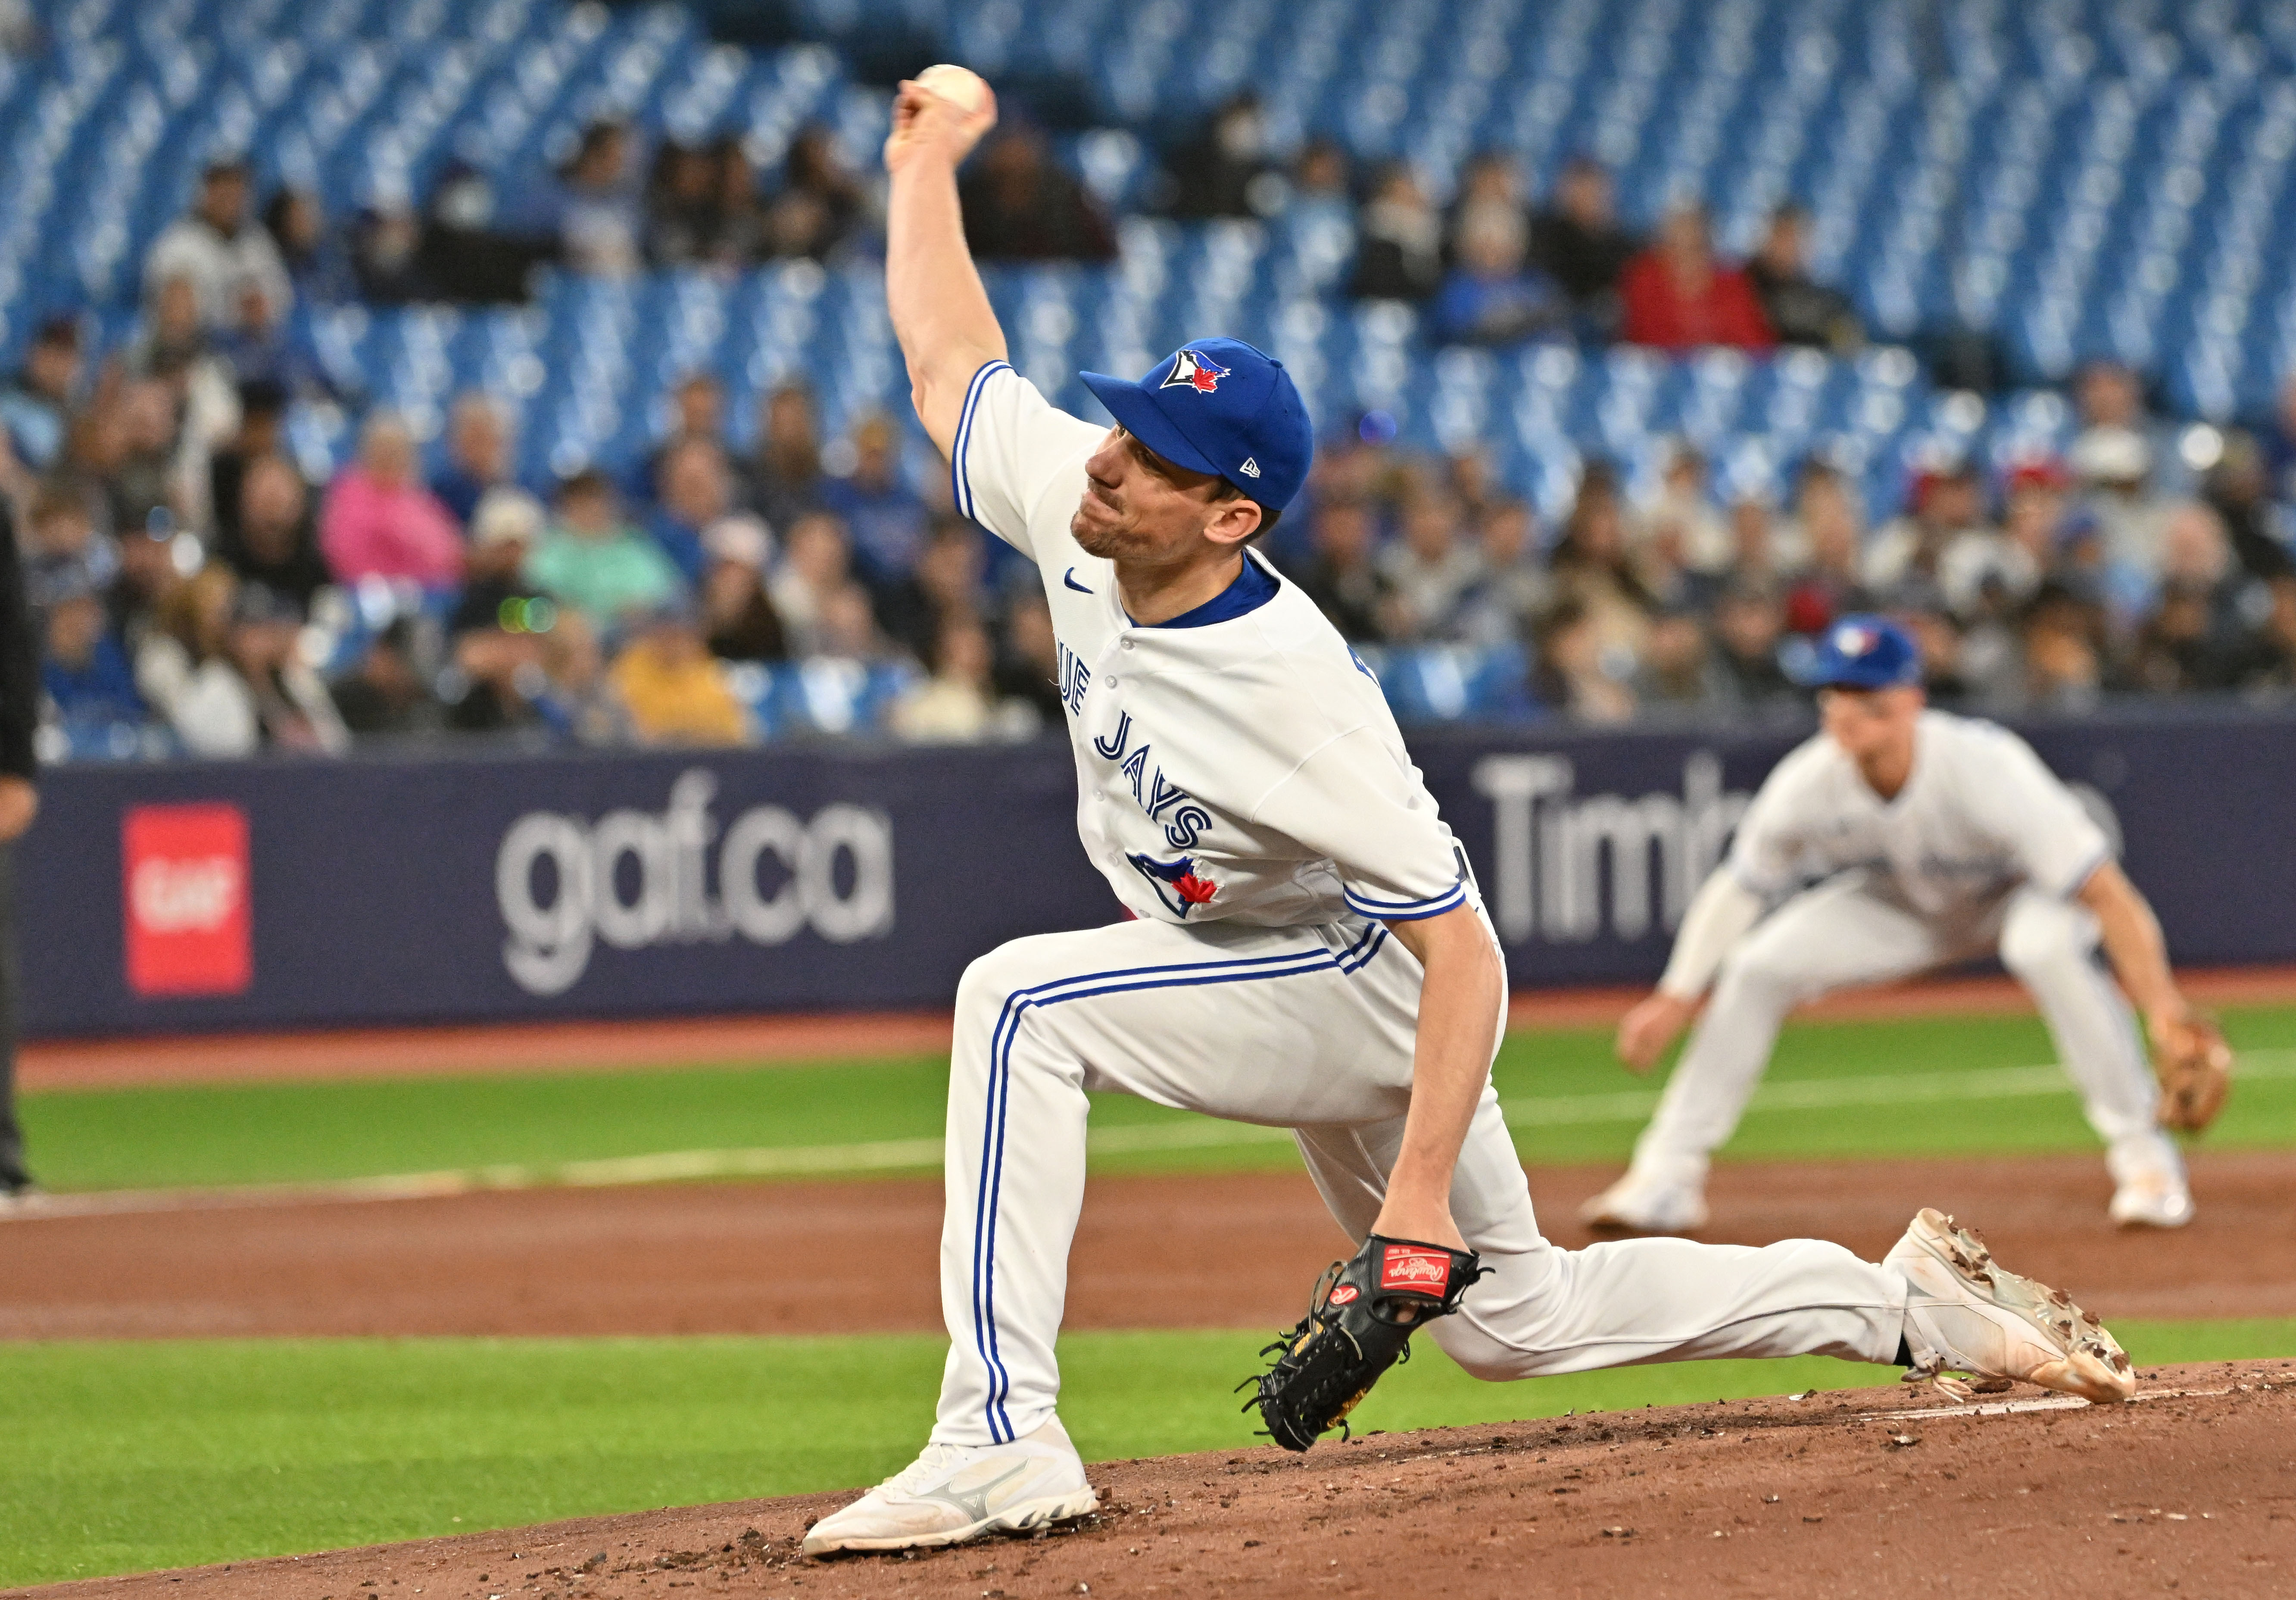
[20,707,2296,1037]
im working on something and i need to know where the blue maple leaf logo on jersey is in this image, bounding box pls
[1126,851,1219,917]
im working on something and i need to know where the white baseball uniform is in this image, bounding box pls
[931,360,1912,1447]
[1631,710,2177,1188]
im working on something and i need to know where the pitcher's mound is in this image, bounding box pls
[18,1361,2294,1600]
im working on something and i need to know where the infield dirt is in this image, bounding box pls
[12,1362,2292,1600]
[5,1150,2293,1338]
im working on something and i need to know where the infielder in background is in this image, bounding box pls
[1589,615,2220,1237]
[804,73,2135,1557]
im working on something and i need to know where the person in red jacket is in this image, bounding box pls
[1619,204,1775,352]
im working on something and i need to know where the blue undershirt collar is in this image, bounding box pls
[1128,552,1280,629]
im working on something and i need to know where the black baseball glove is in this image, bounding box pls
[1240,1234,1488,1451]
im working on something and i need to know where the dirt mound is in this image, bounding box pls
[14,1361,2291,1600]
[6,1152,2294,1339]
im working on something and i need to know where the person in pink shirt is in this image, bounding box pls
[320,412,465,587]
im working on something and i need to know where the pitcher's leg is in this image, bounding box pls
[935,917,1415,1447]
[1635,880,1944,1173]
[1298,1093,1906,1380]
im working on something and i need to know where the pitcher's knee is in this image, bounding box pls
[1430,1316,1538,1383]
[955,939,1047,1028]
[1999,908,2083,979]
[1713,943,1806,1011]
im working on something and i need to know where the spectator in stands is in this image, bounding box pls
[329,616,434,738]
[1620,204,1774,352]
[1531,597,1636,723]
[645,141,720,268]
[525,467,682,628]
[228,580,349,753]
[106,516,185,653]
[960,125,1117,262]
[648,434,738,586]
[1455,499,1548,648]
[548,119,644,280]
[890,616,1009,742]
[1376,492,1482,641]
[766,126,867,261]
[126,274,212,379]
[1289,498,1385,642]
[704,134,768,266]
[1445,153,1527,261]
[994,591,1066,727]
[2236,576,2296,695]
[2200,430,2294,585]
[750,383,828,533]
[320,412,463,588]
[814,579,893,663]
[1531,156,1639,331]
[434,394,518,529]
[878,518,985,664]
[137,565,258,756]
[646,372,744,504]
[821,412,930,590]
[216,452,329,610]
[1634,607,1728,714]
[263,187,357,307]
[0,315,82,479]
[609,599,752,746]
[214,276,328,399]
[1162,92,1279,220]
[1286,137,1356,237]
[350,191,430,304]
[450,489,547,638]
[1746,203,1862,352]
[698,514,786,663]
[1640,440,1734,600]
[2073,359,2187,498]
[2022,583,2108,712]
[144,156,292,330]
[771,510,852,657]
[2068,424,2172,614]
[21,484,119,616]
[1937,468,2045,621]
[38,581,143,736]
[1429,205,1567,348]
[1347,163,1443,303]
[1549,464,1655,666]
[1900,608,1978,708]
[1864,460,1987,609]
[1780,461,1872,635]
[206,378,287,536]
[1709,580,1797,709]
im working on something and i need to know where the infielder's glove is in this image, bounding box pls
[1240,1234,1488,1451]
[2153,1012,2233,1132]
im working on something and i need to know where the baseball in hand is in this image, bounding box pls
[914,63,988,113]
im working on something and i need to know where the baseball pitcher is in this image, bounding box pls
[801,73,2138,1557]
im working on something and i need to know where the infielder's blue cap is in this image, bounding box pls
[1079,337,1313,512]
[1800,613,1924,690]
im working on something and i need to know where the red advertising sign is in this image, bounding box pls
[122,803,252,997]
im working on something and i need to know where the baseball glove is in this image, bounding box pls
[1239,1234,1488,1451]
[2153,1012,2233,1132]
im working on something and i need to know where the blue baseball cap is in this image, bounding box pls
[1079,337,1313,512]
[1799,614,1924,690]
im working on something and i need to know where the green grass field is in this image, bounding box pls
[8,1004,2295,1586]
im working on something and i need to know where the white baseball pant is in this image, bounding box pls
[932,907,1908,1447]
[1632,873,2174,1180]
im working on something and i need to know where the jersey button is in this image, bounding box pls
[1121,638,1135,650]
[1105,675,1118,687]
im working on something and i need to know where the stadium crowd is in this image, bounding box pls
[13,112,2296,759]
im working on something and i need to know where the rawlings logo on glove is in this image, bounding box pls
[1238,1234,1488,1452]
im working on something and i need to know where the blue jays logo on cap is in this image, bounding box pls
[1079,336,1314,512]
[1797,612,1923,690]
[1160,349,1231,395]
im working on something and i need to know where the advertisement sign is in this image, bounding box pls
[19,707,2296,1037]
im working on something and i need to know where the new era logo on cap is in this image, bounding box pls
[1238,457,1260,478]
[1833,622,1878,656]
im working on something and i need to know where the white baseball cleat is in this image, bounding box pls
[1888,1208,2134,1404]
[1579,1164,1708,1235]
[801,1415,1098,1555]
[2108,1169,2195,1230]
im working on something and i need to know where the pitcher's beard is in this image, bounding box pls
[1070,506,1148,561]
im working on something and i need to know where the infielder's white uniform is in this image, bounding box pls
[1628,711,2179,1198]
[932,361,1911,1447]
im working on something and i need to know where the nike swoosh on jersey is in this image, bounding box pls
[1063,568,1094,594]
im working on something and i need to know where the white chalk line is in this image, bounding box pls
[9,1050,2293,1221]
[1861,1384,2240,1422]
